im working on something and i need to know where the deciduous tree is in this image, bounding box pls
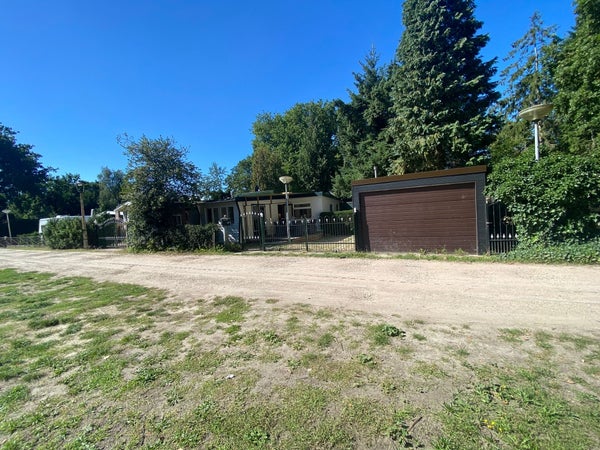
[121,134,200,250]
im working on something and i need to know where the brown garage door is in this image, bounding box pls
[359,182,477,253]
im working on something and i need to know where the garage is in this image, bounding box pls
[352,166,488,254]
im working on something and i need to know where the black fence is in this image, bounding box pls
[487,201,518,254]
[241,214,355,253]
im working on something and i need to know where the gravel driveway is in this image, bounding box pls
[1,248,599,333]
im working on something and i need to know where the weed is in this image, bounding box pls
[317,332,334,348]
[358,353,376,368]
[369,323,406,346]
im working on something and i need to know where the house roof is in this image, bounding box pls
[351,165,488,187]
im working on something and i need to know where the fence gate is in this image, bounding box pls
[487,201,518,254]
[97,218,127,248]
[240,213,355,253]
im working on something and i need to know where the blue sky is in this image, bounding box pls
[2,1,575,182]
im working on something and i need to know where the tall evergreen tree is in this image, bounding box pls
[554,0,600,154]
[333,48,393,197]
[387,0,499,174]
[491,12,560,162]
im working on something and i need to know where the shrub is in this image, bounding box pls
[43,218,84,249]
[487,152,600,244]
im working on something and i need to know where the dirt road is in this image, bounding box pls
[1,248,599,333]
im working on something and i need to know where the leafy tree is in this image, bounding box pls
[386,0,499,174]
[554,0,600,154]
[333,48,393,197]
[225,156,253,196]
[0,124,51,217]
[121,135,200,251]
[491,12,560,162]
[251,142,283,192]
[202,162,228,200]
[250,101,338,193]
[42,174,98,217]
[43,217,84,249]
[97,167,124,211]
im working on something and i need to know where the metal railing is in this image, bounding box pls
[487,201,518,254]
[242,215,355,253]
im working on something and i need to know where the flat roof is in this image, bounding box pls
[351,165,487,187]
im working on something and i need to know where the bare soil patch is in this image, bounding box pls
[1,248,599,333]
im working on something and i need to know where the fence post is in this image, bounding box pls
[353,209,361,252]
[259,213,266,251]
[304,219,309,251]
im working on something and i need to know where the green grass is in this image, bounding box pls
[0,268,599,449]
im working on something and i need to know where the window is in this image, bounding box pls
[292,203,312,219]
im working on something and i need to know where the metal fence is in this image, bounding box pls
[487,201,518,254]
[97,218,127,248]
[0,235,45,247]
[241,214,355,253]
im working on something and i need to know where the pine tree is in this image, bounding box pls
[490,12,560,162]
[554,0,600,154]
[387,0,499,174]
[333,48,393,197]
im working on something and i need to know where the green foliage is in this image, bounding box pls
[497,239,600,264]
[333,48,393,197]
[487,152,600,244]
[120,134,201,251]
[43,217,85,249]
[251,101,338,193]
[554,0,600,154]
[0,123,51,218]
[491,12,560,163]
[387,0,500,174]
[96,167,124,211]
[226,156,253,196]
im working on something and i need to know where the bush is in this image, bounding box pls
[497,239,600,264]
[487,152,600,244]
[185,224,218,250]
[43,218,84,249]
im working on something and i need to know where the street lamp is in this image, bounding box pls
[279,176,293,243]
[518,103,553,161]
[2,209,12,240]
[76,181,89,249]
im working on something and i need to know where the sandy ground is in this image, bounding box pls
[1,248,599,333]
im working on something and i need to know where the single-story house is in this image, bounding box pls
[197,191,345,243]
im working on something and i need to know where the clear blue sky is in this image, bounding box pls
[2,1,575,182]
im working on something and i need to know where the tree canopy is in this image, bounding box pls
[121,135,200,250]
[386,0,500,174]
[554,0,600,154]
[0,123,51,216]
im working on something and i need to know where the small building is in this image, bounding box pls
[198,191,344,243]
[352,166,488,254]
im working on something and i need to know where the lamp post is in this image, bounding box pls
[76,181,89,249]
[518,103,553,161]
[2,209,12,240]
[279,176,293,243]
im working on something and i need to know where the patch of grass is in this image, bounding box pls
[534,330,554,351]
[414,361,447,379]
[558,332,596,350]
[212,296,250,323]
[0,268,599,449]
[368,323,406,346]
[498,328,528,343]
[317,332,335,348]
